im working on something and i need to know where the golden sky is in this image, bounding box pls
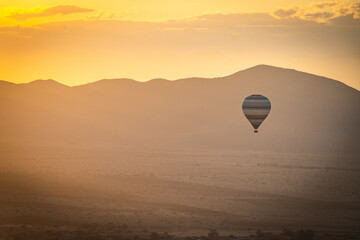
[0,0,359,89]
[1,0,344,25]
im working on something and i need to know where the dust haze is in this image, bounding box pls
[0,65,359,239]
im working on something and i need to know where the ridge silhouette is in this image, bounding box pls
[0,65,359,154]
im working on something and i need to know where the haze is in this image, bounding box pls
[0,65,359,239]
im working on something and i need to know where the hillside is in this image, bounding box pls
[0,65,359,154]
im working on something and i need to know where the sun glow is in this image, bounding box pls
[0,0,359,90]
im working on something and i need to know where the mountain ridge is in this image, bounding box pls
[1,65,358,92]
[0,64,359,154]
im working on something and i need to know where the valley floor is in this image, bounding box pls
[0,142,359,238]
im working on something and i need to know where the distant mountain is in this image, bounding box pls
[0,65,359,154]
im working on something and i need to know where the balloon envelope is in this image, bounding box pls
[242,94,271,133]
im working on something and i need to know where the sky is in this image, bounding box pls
[0,0,359,89]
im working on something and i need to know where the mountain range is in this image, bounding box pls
[1,65,359,154]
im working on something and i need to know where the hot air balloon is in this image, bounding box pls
[242,94,271,133]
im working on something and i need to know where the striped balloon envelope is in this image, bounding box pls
[242,94,271,133]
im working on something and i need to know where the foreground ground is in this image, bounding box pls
[1,224,359,240]
[0,142,359,239]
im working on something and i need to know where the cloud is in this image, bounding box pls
[353,2,360,17]
[354,2,360,10]
[330,13,360,26]
[338,7,351,15]
[193,13,277,25]
[305,11,334,19]
[0,10,358,90]
[313,1,337,9]
[273,8,297,18]
[8,5,94,20]
[273,1,360,23]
